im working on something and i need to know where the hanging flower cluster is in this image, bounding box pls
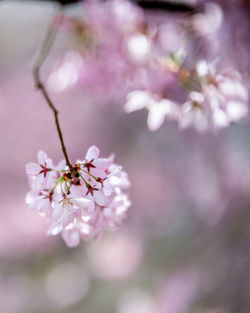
[126,60,249,132]
[48,0,249,133]
[25,146,130,247]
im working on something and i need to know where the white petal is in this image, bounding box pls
[147,105,166,131]
[94,157,113,169]
[86,194,95,212]
[31,175,44,191]
[71,197,91,209]
[226,101,248,121]
[52,203,64,221]
[47,223,63,236]
[196,60,209,77]
[37,150,48,165]
[213,109,229,128]
[85,146,100,161]
[79,223,93,240]
[25,192,39,210]
[94,190,110,206]
[62,229,80,247]
[103,180,113,196]
[25,162,41,175]
[189,91,205,103]
[127,33,151,62]
[124,91,150,113]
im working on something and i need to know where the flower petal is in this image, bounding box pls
[147,105,166,131]
[94,190,110,206]
[62,228,80,247]
[124,91,149,113]
[37,150,48,165]
[71,197,91,209]
[85,145,100,161]
[25,162,41,176]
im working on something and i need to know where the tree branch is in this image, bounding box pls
[32,10,73,171]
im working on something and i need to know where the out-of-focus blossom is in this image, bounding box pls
[87,233,143,279]
[48,0,146,100]
[180,60,249,131]
[192,2,223,35]
[48,51,84,93]
[126,33,152,64]
[25,150,54,190]
[47,0,249,133]
[125,90,179,131]
[25,146,131,247]
[125,60,248,132]
[179,91,210,132]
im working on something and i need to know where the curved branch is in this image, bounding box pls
[32,11,73,171]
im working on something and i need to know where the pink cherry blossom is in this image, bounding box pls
[179,60,249,131]
[125,90,179,131]
[25,150,55,190]
[179,91,210,132]
[46,0,249,133]
[25,146,131,247]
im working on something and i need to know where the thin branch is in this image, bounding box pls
[136,0,198,13]
[32,10,73,171]
[27,0,200,13]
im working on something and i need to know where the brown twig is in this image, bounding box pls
[32,10,73,171]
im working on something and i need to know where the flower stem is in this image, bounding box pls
[32,8,73,171]
[79,173,90,188]
[80,168,98,181]
[51,175,64,193]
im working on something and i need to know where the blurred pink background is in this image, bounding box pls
[1,0,250,312]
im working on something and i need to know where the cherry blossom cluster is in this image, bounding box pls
[126,60,249,132]
[48,0,249,132]
[25,146,130,247]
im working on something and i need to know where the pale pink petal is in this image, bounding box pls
[25,162,41,175]
[37,150,48,165]
[86,194,95,212]
[103,180,113,196]
[37,198,51,213]
[71,197,91,209]
[47,223,63,236]
[85,145,100,161]
[31,174,44,191]
[94,190,110,206]
[94,157,113,169]
[213,109,229,128]
[127,33,151,63]
[196,60,209,77]
[124,91,149,113]
[46,158,53,168]
[226,101,248,121]
[52,203,64,221]
[62,228,80,247]
[119,172,131,188]
[25,191,40,210]
[219,79,248,101]
[80,223,93,240]
[109,165,122,177]
[147,105,166,131]
[91,168,107,179]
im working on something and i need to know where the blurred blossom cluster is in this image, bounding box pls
[25,147,130,247]
[48,0,249,132]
